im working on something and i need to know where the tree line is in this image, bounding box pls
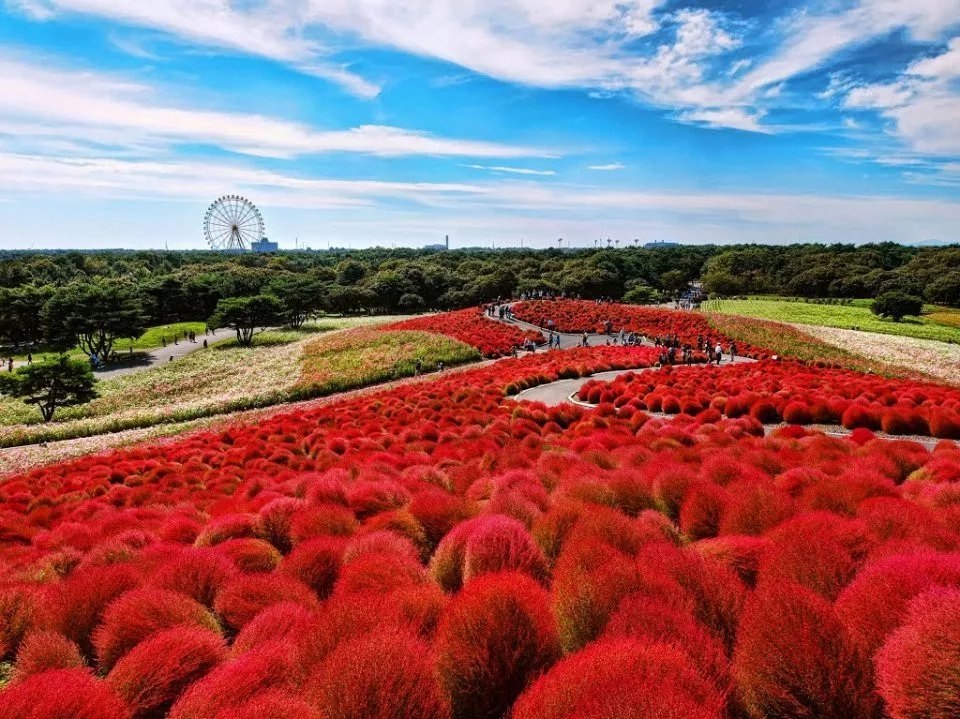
[1,243,958,352]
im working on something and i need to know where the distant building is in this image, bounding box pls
[425,235,451,251]
[643,240,680,249]
[251,237,279,252]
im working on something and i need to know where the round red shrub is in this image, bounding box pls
[602,595,730,691]
[732,581,875,719]
[304,628,451,719]
[11,631,85,682]
[679,482,728,541]
[436,571,560,719]
[213,691,324,719]
[0,584,42,661]
[278,536,344,599]
[213,574,319,632]
[835,550,960,659]
[718,480,794,537]
[749,401,780,424]
[169,641,299,719]
[107,626,227,719]
[0,668,130,719]
[46,564,139,655]
[692,536,771,587]
[150,549,238,607]
[216,538,282,573]
[511,637,726,719]
[333,551,427,596]
[782,401,813,425]
[930,410,960,440]
[875,586,960,719]
[94,588,221,671]
[231,602,314,655]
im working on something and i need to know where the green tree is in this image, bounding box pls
[871,291,923,322]
[659,269,688,298]
[41,280,148,362]
[207,294,283,346]
[0,284,52,347]
[0,355,97,422]
[267,276,325,328]
[622,284,659,305]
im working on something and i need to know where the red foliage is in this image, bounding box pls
[513,299,767,359]
[212,692,324,719]
[11,631,85,682]
[386,308,543,358]
[278,536,344,598]
[436,572,560,719]
[149,549,238,607]
[213,574,319,632]
[1,322,959,716]
[431,515,547,591]
[168,641,299,719]
[107,627,227,719]
[511,637,726,719]
[0,669,131,719]
[875,586,960,719]
[303,628,452,719]
[733,581,876,719]
[835,550,960,659]
[93,588,220,671]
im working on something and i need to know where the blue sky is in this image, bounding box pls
[0,0,959,249]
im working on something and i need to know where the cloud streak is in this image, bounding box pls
[0,55,556,159]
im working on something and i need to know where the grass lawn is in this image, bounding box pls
[704,298,960,345]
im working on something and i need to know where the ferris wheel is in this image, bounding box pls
[204,195,264,251]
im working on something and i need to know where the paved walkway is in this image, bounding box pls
[94,328,239,380]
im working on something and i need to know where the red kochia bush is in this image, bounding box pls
[304,628,452,719]
[213,574,319,632]
[602,595,730,692]
[46,563,138,654]
[107,627,227,719]
[436,572,560,719]
[93,589,221,671]
[0,584,42,660]
[213,691,324,719]
[11,631,85,682]
[835,550,960,659]
[169,641,299,719]
[511,637,726,719]
[150,549,238,607]
[431,515,547,591]
[732,581,875,719]
[0,668,131,719]
[875,587,960,719]
[278,536,345,598]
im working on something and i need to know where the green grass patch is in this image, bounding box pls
[704,298,960,345]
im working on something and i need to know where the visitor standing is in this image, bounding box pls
[730,343,737,363]
[715,342,723,365]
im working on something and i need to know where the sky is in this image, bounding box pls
[0,0,959,250]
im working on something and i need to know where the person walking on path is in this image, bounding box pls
[414,358,423,377]
[581,332,589,347]
[714,342,723,365]
[26,353,32,365]
[730,343,737,363]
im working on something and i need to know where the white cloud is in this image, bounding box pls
[840,37,960,155]
[0,55,555,159]
[463,164,556,176]
[588,163,625,171]
[678,107,769,133]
